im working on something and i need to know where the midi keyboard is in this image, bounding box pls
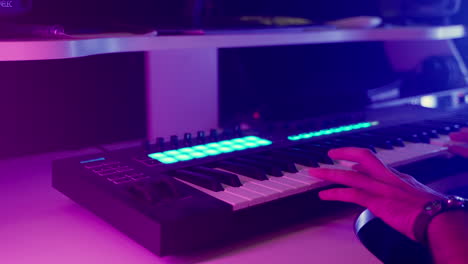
[52,108,468,255]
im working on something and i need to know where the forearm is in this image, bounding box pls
[428,210,468,264]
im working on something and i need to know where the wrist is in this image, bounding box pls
[427,210,468,264]
[428,210,468,233]
[412,195,467,244]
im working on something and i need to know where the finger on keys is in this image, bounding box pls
[309,168,392,196]
[448,145,468,158]
[449,131,468,142]
[319,188,373,208]
[327,147,401,185]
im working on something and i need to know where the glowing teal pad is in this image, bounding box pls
[288,121,379,141]
[148,136,272,164]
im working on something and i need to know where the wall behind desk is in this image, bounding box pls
[0,53,147,159]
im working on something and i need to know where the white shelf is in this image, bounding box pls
[0,25,465,61]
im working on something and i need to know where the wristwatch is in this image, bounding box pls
[413,195,467,244]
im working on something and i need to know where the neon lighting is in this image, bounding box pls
[148,136,272,164]
[420,95,437,109]
[179,148,195,153]
[149,153,166,159]
[190,152,208,158]
[159,157,178,164]
[288,122,380,141]
[219,147,235,153]
[174,154,193,161]
[231,144,247,150]
[257,139,273,145]
[193,146,209,151]
[204,149,221,156]
[80,157,106,164]
[164,150,181,156]
[244,142,259,148]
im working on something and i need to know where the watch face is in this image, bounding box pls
[425,200,443,215]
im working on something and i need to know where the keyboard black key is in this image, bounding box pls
[170,170,224,192]
[342,134,394,150]
[249,154,299,173]
[362,132,405,147]
[233,157,284,177]
[442,117,468,126]
[215,161,268,181]
[399,124,439,138]
[413,121,456,135]
[189,166,242,187]
[290,145,334,164]
[271,150,320,168]
[370,129,422,143]
[302,143,334,153]
[329,138,377,153]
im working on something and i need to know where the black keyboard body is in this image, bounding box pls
[52,106,468,256]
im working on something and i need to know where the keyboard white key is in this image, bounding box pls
[223,186,270,205]
[177,136,453,212]
[241,182,281,200]
[243,176,298,197]
[216,168,297,197]
[282,172,330,190]
[376,142,449,167]
[430,135,452,146]
[266,175,310,194]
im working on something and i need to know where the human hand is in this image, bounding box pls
[309,147,446,241]
[448,128,468,158]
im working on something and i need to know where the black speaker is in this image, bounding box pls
[379,0,462,24]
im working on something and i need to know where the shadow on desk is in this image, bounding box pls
[163,204,366,264]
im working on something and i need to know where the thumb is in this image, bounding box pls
[448,145,468,158]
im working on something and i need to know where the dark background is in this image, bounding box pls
[0,0,467,158]
[0,53,146,158]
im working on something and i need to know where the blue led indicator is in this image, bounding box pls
[80,157,106,164]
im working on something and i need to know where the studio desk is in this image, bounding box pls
[1,26,468,263]
[3,136,468,264]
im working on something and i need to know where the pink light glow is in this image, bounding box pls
[0,148,380,264]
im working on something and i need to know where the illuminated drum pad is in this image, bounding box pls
[148,136,272,164]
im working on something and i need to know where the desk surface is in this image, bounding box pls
[1,146,382,264]
[0,25,464,61]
